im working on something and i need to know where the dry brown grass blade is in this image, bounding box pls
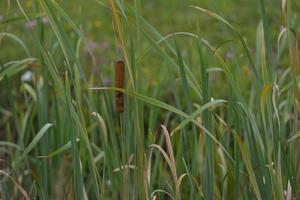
[149,144,175,181]
[149,126,180,198]
[0,170,29,200]
[175,173,188,200]
[161,125,177,181]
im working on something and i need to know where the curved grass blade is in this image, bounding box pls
[0,32,30,56]
[37,138,80,159]
[90,87,233,161]
[171,100,227,135]
[191,6,261,85]
[15,123,53,164]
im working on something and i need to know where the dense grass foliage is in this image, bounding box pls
[0,0,300,199]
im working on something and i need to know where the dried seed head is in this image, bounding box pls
[115,60,125,113]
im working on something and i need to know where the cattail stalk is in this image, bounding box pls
[115,60,125,113]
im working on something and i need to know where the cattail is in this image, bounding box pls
[115,60,125,113]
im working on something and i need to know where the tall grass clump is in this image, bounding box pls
[0,0,299,199]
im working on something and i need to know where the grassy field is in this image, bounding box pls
[0,0,300,199]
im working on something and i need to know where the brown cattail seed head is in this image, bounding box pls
[115,60,125,113]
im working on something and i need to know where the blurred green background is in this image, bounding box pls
[2,0,299,62]
[1,0,299,100]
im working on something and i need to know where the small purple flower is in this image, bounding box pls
[25,20,37,29]
[85,40,98,53]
